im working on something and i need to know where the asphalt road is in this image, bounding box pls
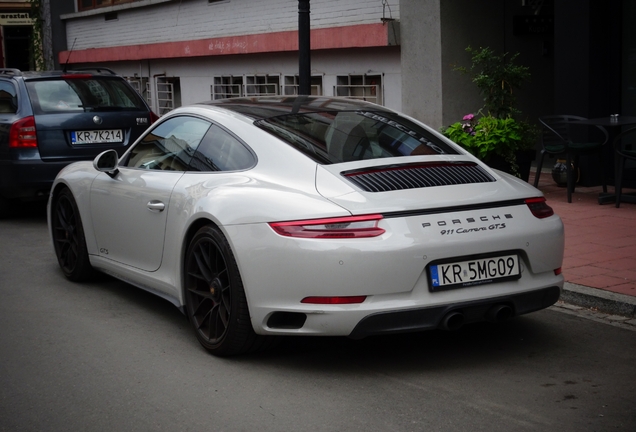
[1,204,635,432]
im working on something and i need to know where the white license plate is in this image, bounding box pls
[71,129,123,145]
[429,254,520,290]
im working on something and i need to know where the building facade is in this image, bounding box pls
[34,0,634,140]
[57,0,403,120]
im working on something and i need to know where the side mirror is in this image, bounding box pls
[93,149,119,177]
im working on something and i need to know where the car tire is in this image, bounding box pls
[184,225,271,356]
[51,187,94,281]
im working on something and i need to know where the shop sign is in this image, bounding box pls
[0,13,34,26]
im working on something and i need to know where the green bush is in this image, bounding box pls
[444,113,521,160]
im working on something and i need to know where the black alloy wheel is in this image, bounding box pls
[184,225,265,356]
[51,188,93,281]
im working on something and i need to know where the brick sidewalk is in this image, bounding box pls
[530,170,636,297]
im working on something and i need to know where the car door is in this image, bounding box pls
[90,115,212,271]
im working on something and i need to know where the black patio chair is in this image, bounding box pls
[535,115,608,203]
[613,127,636,208]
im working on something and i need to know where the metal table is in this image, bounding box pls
[572,116,636,205]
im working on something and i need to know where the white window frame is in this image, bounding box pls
[211,75,243,100]
[334,74,383,105]
[154,76,179,115]
[244,75,280,97]
[282,75,323,96]
[125,76,151,106]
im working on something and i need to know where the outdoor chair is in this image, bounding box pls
[613,126,636,208]
[535,115,608,203]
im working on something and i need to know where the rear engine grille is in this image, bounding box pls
[342,162,495,192]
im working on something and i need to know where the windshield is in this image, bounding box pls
[255,110,459,164]
[26,77,147,114]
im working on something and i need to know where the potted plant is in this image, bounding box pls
[442,46,538,180]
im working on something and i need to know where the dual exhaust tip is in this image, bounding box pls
[439,304,513,331]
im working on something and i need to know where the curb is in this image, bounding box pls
[561,282,636,318]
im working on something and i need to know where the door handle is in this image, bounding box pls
[147,200,165,212]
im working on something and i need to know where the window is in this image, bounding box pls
[211,74,325,99]
[189,124,255,172]
[212,76,243,100]
[125,76,151,106]
[283,75,323,96]
[256,110,458,164]
[154,76,181,116]
[78,0,139,12]
[335,74,382,105]
[244,75,279,97]
[25,77,148,114]
[0,81,18,114]
[124,116,212,171]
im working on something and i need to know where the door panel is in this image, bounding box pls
[90,168,183,271]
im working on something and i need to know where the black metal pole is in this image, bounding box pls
[298,0,311,95]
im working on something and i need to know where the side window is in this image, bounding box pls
[124,116,211,171]
[189,125,255,172]
[0,81,18,113]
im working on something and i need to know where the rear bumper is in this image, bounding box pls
[348,285,561,339]
[0,159,70,200]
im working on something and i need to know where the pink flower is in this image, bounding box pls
[462,113,475,121]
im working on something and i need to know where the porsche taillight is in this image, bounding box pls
[525,197,554,219]
[269,214,385,239]
[9,116,37,148]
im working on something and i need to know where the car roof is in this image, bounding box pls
[197,96,394,120]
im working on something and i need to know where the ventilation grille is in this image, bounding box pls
[342,162,495,192]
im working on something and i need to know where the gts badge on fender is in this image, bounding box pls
[422,214,513,236]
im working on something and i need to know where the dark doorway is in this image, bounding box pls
[3,26,33,71]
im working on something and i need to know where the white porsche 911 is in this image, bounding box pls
[48,96,564,356]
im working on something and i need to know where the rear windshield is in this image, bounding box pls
[255,110,459,164]
[25,77,147,114]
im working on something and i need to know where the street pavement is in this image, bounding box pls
[1,210,635,431]
[1,184,635,431]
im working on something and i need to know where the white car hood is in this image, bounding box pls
[315,156,541,214]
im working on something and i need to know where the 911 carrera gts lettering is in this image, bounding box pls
[440,223,507,236]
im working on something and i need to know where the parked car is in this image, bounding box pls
[48,96,564,356]
[0,67,157,216]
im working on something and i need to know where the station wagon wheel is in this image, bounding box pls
[51,188,93,281]
[184,225,263,356]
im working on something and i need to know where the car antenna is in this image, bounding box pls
[63,38,77,73]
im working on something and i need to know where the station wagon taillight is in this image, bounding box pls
[9,116,37,148]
